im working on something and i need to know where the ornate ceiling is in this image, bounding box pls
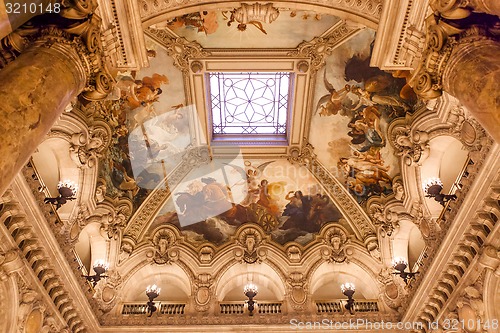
[1,1,499,333]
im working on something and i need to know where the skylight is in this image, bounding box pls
[208,72,291,139]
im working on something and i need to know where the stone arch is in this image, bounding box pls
[215,262,286,302]
[140,0,383,29]
[74,221,106,274]
[391,219,424,270]
[419,135,469,217]
[119,263,191,303]
[309,261,380,300]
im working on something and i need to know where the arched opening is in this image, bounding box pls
[31,138,81,221]
[74,222,108,275]
[121,264,191,302]
[420,136,469,217]
[216,263,285,302]
[310,262,379,301]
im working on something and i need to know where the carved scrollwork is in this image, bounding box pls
[286,245,302,263]
[410,201,440,241]
[321,226,349,263]
[193,273,213,312]
[69,124,111,168]
[286,272,308,310]
[367,202,405,238]
[0,0,113,99]
[199,246,214,264]
[446,105,488,152]
[146,28,211,74]
[149,228,180,265]
[234,227,266,264]
[377,268,404,309]
[390,125,430,166]
[287,21,361,74]
[94,270,122,313]
[455,282,486,332]
[101,204,132,240]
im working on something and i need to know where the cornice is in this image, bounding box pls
[1,176,101,332]
[402,142,499,328]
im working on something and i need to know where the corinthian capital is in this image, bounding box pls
[409,11,499,100]
[0,0,113,100]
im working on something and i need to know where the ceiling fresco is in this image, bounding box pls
[151,6,340,49]
[98,45,189,208]
[151,158,350,246]
[308,29,417,203]
[97,4,420,247]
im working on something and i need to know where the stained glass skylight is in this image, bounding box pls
[208,72,291,137]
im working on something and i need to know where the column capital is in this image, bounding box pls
[409,12,499,100]
[430,0,500,18]
[0,0,113,100]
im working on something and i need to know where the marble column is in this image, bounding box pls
[411,15,500,142]
[0,32,87,196]
[468,0,500,16]
[442,32,500,142]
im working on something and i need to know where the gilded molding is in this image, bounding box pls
[286,142,376,241]
[146,28,211,75]
[139,0,383,25]
[0,191,90,332]
[122,145,211,245]
[403,145,498,328]
[287,21,362,74]
[409,9,499,100]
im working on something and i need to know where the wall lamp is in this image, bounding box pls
[83,259,109,287]
[244,283,258,316]
[341,283,356,315]
[146,284,161,317]
[423,177,456,206]
[392,257,418,284]
[44,180,78,209]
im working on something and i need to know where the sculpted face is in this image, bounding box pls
[331,235,341,250]
[246,235,256,252]
[158,238,168,254]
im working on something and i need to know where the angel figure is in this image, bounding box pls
[315,68,351,117]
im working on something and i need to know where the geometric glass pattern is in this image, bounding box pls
[209,72,290,135]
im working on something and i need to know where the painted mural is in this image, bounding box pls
[152,4,340,49]
[98,42,190,209]
[309,29,417,203]
[153,159,350,246]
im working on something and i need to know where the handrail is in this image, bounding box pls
[122,302,186,315]
[315,299,379,313]
[219,301,283,315]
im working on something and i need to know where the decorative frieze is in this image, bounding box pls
[138,0,383,25]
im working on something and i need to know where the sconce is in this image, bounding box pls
[44,180,78,209]
[83,259,109,286]
[341,283,356,315]
[423,178,456,206]
[146,284,161,317]
[243,283,258,316]
[392,257,418,284]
